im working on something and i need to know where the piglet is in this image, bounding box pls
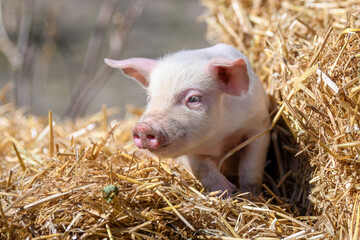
[105,44,270,196]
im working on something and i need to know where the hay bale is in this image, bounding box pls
[1,103,325,239]
[202,0,360,238]
[1,0,359,238]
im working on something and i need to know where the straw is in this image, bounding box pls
[0,104,322,238]
[202,0,360,238]
[1,0,360,238]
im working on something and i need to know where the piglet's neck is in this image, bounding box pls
[190,133,245,159]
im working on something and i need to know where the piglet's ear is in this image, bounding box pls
[104,58,157,87]
[208,58,250,97]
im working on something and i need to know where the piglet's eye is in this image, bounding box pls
[187,96,201,103]
[183,89,204,110]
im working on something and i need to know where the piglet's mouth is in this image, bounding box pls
[147,143,171,154]
[135,138,178,158]
[133,134,181,158]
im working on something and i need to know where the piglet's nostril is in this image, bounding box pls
[133,133,140,140]
[146,134,155,140]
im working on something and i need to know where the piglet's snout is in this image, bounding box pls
[133,122,165,150]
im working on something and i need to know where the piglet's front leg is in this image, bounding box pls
[177,155,237,196]
[238,132,270,196]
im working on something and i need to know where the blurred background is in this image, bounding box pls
[0,0,209,119]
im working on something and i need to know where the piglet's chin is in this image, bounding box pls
[144,145,185,159]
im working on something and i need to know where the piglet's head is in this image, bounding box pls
[104,56,250,157]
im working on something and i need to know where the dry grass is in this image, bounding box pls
[1,0,360,238]
[202,0,360,238]
[0,103,323,239]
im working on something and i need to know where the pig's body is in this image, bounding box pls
[105,44,270,195]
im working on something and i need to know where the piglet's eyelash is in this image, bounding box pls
[187,96,202,103]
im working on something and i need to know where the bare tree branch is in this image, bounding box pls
[32,1,62,113]
[63,0,147,119]
[0,0,22,70]
[13,0,34,108]
[62,0,121,118]
[81,0,119,79]
[59,41,78,91]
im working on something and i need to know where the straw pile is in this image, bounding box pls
[1,1,359,239]
[1,100,324,239]
[202,0,360,238]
